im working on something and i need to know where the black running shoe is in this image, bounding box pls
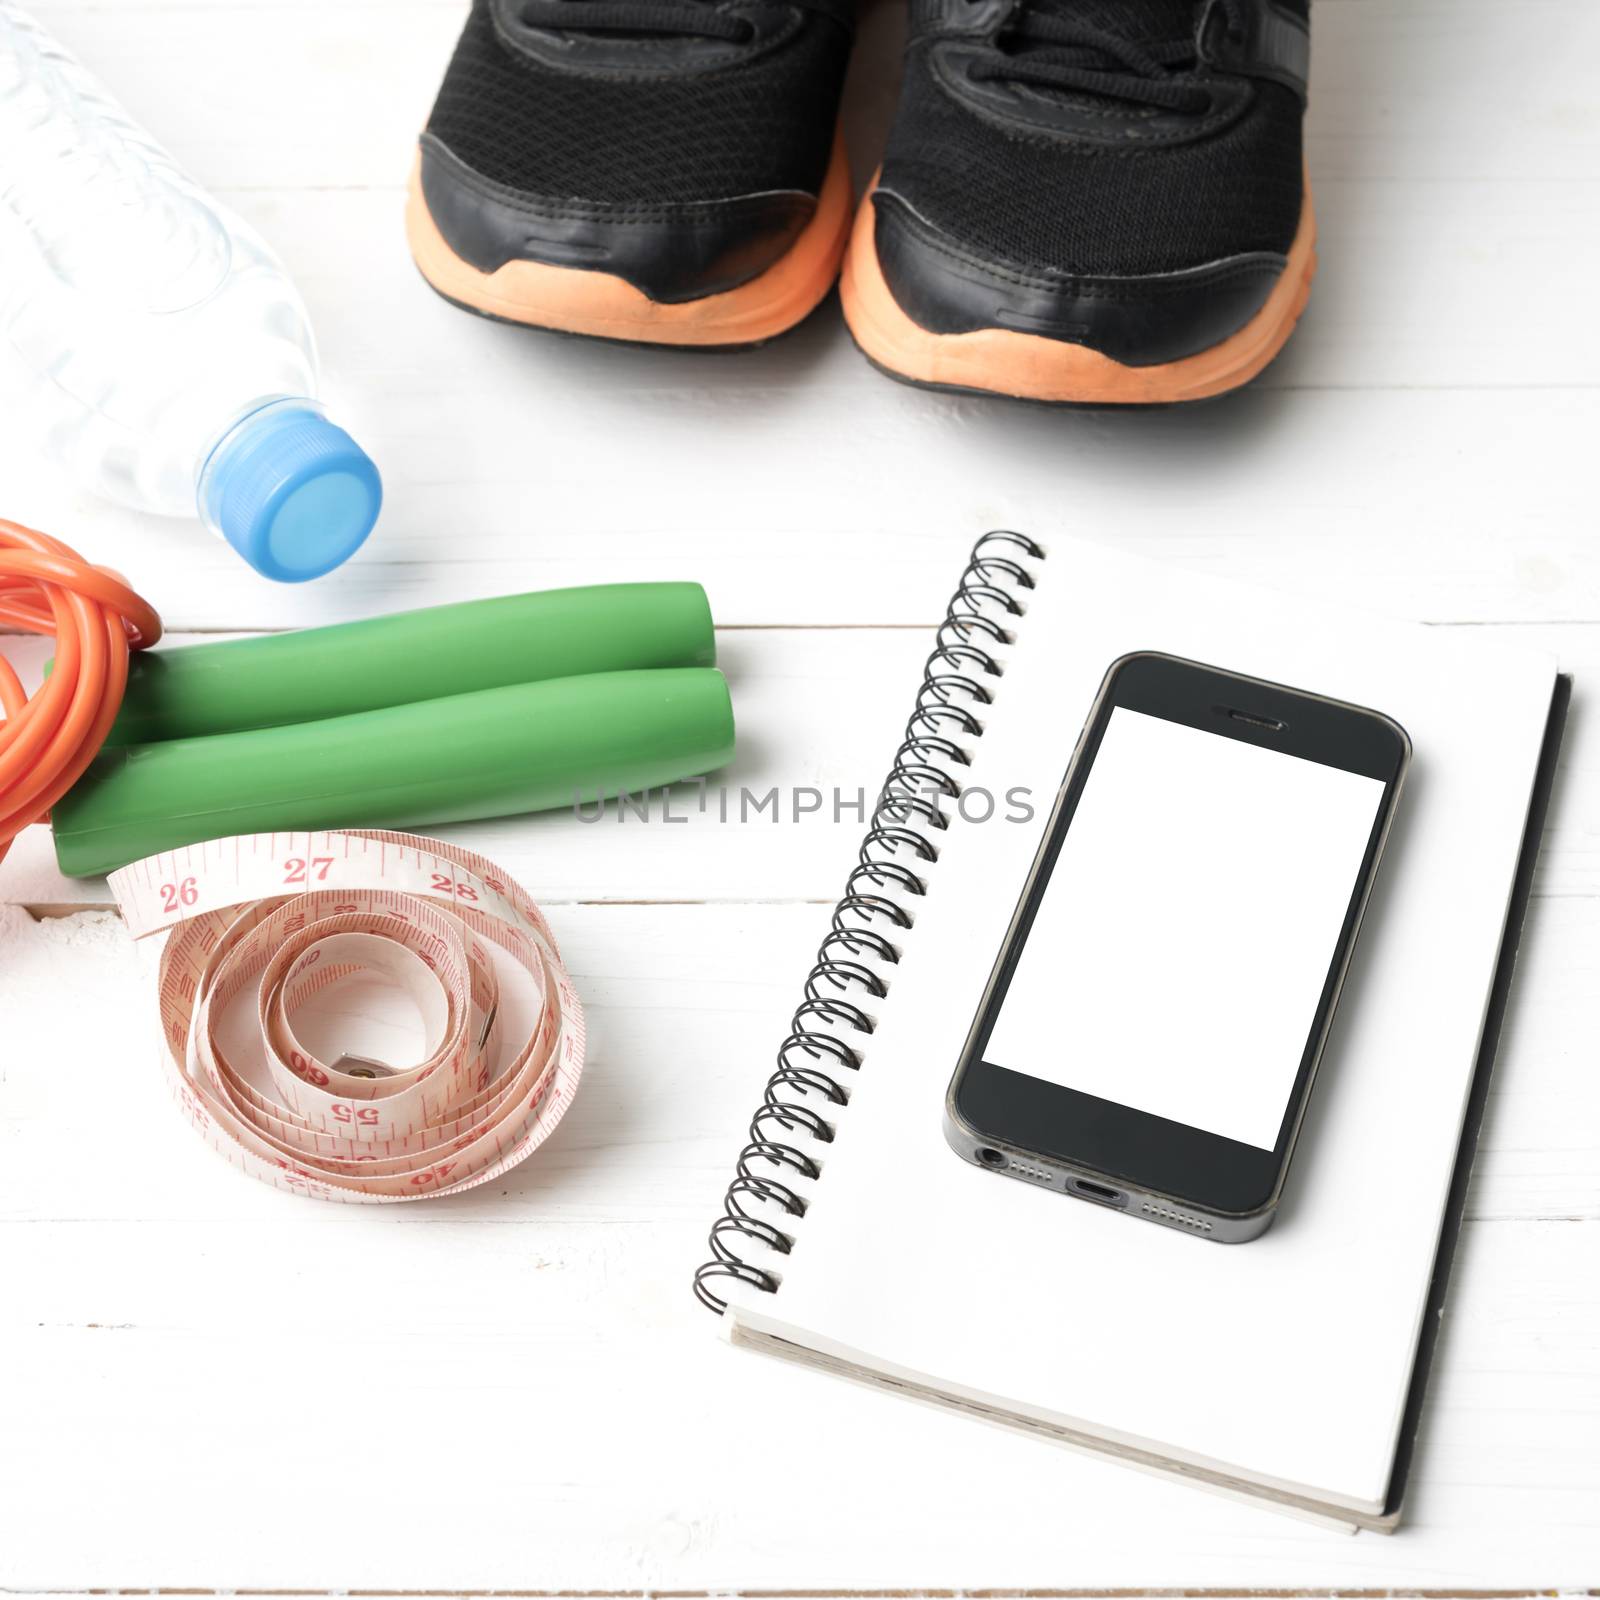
[841,0,1314,402]
[408,0,855,347]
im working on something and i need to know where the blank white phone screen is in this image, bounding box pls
[983,707,1387,1151]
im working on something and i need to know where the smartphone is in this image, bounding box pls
[944,651,1410,1242]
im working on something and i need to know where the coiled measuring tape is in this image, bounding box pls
[108,829,585,1201]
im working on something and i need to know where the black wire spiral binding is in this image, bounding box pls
[693,531,1045,1313]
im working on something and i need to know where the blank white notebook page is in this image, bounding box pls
[732,536,1558,1514]
[986,707,1386,1151]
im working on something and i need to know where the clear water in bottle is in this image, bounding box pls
[0,2,380,580]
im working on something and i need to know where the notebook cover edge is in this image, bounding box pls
[1378,670,1573,1524]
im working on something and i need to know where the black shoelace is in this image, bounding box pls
[519,0,755,41]
[968,0,1243,113]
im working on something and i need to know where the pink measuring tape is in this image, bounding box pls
[108,829,585,1201]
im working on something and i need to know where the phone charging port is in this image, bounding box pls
[1071,1178,1124,1206]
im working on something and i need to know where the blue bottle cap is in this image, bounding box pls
[202,402,382,583]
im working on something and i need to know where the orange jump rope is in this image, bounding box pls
[0,519,161,866]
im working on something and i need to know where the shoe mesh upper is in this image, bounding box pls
[425,0,850,205]
[1041,0,1200,43]
[882,2,1306,278]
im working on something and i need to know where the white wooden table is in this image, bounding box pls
[2,0,1597,1591]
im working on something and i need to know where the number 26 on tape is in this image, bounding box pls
[160,877,198,912]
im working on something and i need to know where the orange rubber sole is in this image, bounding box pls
[840,180,1317,404]
[406,137,853,349]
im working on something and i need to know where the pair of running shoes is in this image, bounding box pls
[407,0,1313,405]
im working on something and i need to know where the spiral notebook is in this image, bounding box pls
[694,531,1569,1532]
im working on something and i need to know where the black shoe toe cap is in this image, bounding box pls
[420,134,819,304]
[872,190,1291,367]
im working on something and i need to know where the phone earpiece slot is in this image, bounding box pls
[1222,707,1287,731]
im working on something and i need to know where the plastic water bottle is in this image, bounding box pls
[0,3,381,582]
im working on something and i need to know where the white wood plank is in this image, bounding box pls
[1469,892,1600,1223]
[8,165,1597,632]
[0,899,1595,1587]
[6,384,1600,633]
[1,895,1593,1228]
[1276,178,1600,389]
[1305,0,1600,185]
[2,1216,1589,1587]
[1,620,1589,910]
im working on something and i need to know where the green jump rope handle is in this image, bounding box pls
[52,667,735,878]
[104,582,716,745]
